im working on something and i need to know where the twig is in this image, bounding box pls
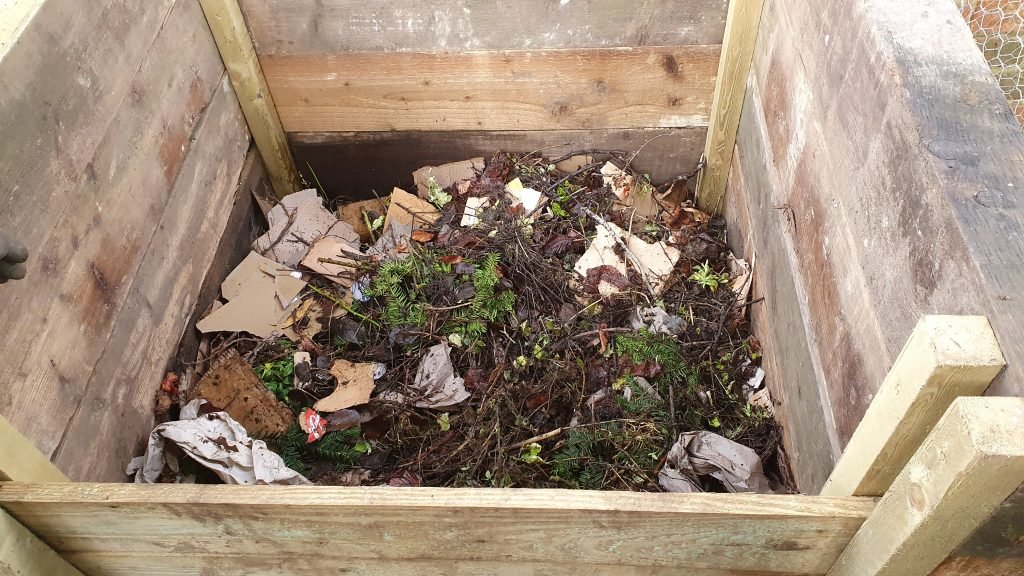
[307,284,381,328]
[548,149,624,166]
[505,428,566,451]
[258,205,297,256]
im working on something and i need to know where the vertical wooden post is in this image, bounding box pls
[197,0,300,199]
[695,0,765,215]
[827,397,1024,576]
[820,316,1005,497]
[0,415,83,576]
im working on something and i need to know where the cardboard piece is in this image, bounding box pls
[505,178,544,211]
[461,197,492,227]
[253,189,338,267]
[301,236,363,287]
[197,252,307,338]
[602,162,659,222]
[188,350,293,438]
[313,359,379,412]
[623,227,681,295]
[573,225,628,296]
[338,197,387,243]
[555,154,594,173]
[384,187,441,230]
[413,158,485,198]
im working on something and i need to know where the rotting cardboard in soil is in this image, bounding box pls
[148,149,787,492]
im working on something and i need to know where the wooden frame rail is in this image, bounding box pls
[695,0,765,214]
[197,0,300,198]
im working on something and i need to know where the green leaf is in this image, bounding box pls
[437,412,451,432]
[520,442,545,464]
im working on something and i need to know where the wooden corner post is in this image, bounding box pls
[0,415,84,576]
[695,0,765,215]
[820,316,1005,497]
[827,397,1024,576]
[197,0,300,199]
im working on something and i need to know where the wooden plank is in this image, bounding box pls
[820,316,1005,497]
[724,79,837,493]
[0,415,65,483]
[0,509,82,576]
[236,0,729,55]
[262,47,720,132]
[696,0,765,214]
[198,0,300,198]
[52,77,251,481]
[0,485,874,576]
[827,397,1024,576]
[291,128,706,199]
[0,0,222,462]
[931,485,1024,576]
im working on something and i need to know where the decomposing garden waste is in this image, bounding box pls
[139,150,785,493]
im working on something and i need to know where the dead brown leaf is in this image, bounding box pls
[411,229,436,243]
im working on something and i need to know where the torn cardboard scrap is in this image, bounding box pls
[314,359,381,412]
[128,399,310,485]
[338,197,387,243]
[602,161,659,222]
[188,350,293,438]
[385,187,442,230]
[301,236,363,287]
[196,251,307,338]
[658,431,773,494]
[574,223,681,295]
[413,157,485,198]
[380,343,470,408]
[253,189,340,267]
[461,197,492,227]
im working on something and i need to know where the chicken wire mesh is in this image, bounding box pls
[956,0,1024,125]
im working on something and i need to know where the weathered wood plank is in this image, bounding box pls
[696,0,764,214]
[821,316,1005,497]
[0,0,224,462]
[0,415,66,483]
[291,128,706,199]
[0,484,873,576]
[931,486,1024,576]
[198,0,300,198]
[0,509,83,576]
[724,79,837,493]
[237,0,728,55]
[52,77,251,481]
[262,47,720,132]
[827,397,1024,576]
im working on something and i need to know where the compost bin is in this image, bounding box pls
[1,0,1023,575]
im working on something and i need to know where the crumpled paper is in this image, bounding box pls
[658,431,773,493]
[380,343,470,408]
[127,399,310,485]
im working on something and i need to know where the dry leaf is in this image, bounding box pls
[411,230,436,243]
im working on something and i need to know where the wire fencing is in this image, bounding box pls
[956,0,1024,125]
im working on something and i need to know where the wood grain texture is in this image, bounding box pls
[696,0,764,214]
[0,415,66,483]
[51,76,251,482]
[726,0,1024,498]
[0,509,83,576]
[0,484,873,576]
[237,0,728,55]
[291,128,706,200]
[198,0,300,198]
[827,397,1024,576]
[821,316,1005,497]
[262,47,719,132]
[0,0,221,462]
[724,81,836,493]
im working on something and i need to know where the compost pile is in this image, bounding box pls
[138,151,784,493]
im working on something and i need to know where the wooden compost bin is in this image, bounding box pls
[1,0,1023,575]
